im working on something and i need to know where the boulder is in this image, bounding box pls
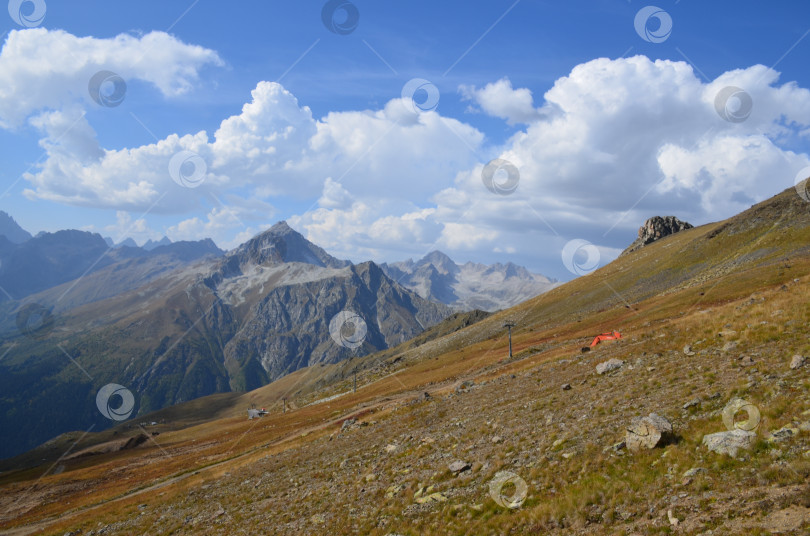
[415,492,447,504]
[768,427,798,443]
[448,460,471,474]
[626,413,673,451]
[596,359,624,375]
[702,429,756,457]
[340,418,356,431]
[790,354,807,369]
[683,467,707,478]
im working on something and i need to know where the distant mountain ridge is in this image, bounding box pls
[103,235,174,250]
[0,211,32,243]
[0,220,450,459]
[0,212,552,312]
[143,236,172,250]
[0,229,223,302]
[381,250,558,311]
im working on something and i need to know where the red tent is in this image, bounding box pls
[590,331,622,347]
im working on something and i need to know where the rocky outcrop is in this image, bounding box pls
[622,216,693,255]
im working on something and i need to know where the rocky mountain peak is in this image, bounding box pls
[502,262,530,279]
[143,236,172,250]
[417,251,459,275]
[116,237,138,248]
[226,221,350,272]
[622,216,693,255]
[267,220,294,235]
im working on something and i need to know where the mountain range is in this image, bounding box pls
[0,215,555,459]
[381,250,558,311]
[0,220,467,458]
[0,229,222,302]
[0,211,554,312]
[2,184,808,536]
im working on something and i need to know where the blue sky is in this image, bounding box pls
[1,0,809,280]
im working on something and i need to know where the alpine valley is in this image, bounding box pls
[0,215,553,459]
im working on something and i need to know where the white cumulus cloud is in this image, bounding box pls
[5,33,810,278]
[0,29,222,128]
[294,57,810,275]
[460,78,547,125]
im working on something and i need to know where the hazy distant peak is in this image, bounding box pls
[116,237,138,248]
[0,211,32,244]
[380,250,557,312]
[417,250,458,274]
[143,236,172,250]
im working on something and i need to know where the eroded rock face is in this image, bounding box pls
[622,216,693,255]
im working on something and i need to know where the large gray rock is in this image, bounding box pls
[596,359,624,375]
[702,429,756,457]
[790,354,807,369]
[622,216,693,255]
[626,413,673,451]
[448,460,471,474]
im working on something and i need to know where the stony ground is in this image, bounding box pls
[61,281,810,536]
